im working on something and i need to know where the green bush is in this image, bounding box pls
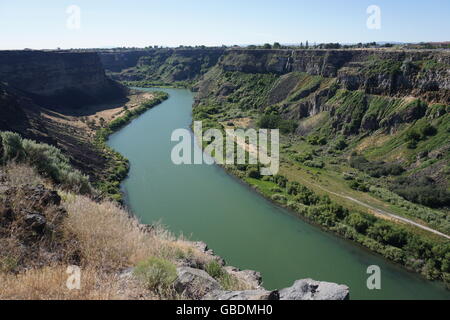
[346,212,371,233]
[349,155,404,177]
[205,260,239,290]
[274,175,288,188]
[0,132,91,194]
[406,130,421,142]
[307,135,327,146]
[247,168,261,179]
[271,194,287,203]
[303,159,325,169]
[205,260,225,279]
[334,137,348,150]
[133,257,177,291]
[421,123,437,137]
[390,176,450,208]
[0,131,25,162]
[257,114,297,134]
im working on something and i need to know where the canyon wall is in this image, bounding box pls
[98,48,449,104]
[218,49,450,104]
[99,48,226,82]
[0,50,127,108]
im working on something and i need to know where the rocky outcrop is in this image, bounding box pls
[202,279,349,301]
[174,267,221,299]
[170,242,350,301]
[278,279,350,300]
[0,50,127,108]
[204,289,279,301]
[224,266,263,289]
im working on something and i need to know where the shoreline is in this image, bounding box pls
[106,86,449,294]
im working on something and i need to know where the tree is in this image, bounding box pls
[273,42,281,49]
[263,43,272,49]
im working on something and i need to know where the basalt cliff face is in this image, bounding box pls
[100,48,450,104]
[0,50,127,108]
[99,48,226,82]
[218,49,450,104]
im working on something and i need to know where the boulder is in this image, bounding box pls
[224,266,262,289]
[174,267,221,299]
[203,290,279,301]
[278,279,350,300]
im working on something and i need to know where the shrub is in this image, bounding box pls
[407,140,418,149]
[421,123,437,137]
[274,175,288,188]
[0,132,91,194]
[247,168,261,179]
[0,132,25,162]
[307,135,327,146]
[303,160,325,169]
[286,181,300,195]
[271,194,287,203]
[349,180,369,192]
[205,260,225,279]
[334,137,348,150]
[204,261,242,290]
[346,212,371,233]
[349,155,404,177]
[133,257,177,291]
[406,130,421,142]
[257,114,297,134]
[367,222,408,248]
[390,176,450,208]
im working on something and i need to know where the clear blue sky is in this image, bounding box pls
[0,0,449,49]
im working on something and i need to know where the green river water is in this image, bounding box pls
[107,88,450,300]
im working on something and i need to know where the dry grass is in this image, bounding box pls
[0,266,123,300]
[4,162,45,187]
[0,183,214,299]
[63,195,213,271]
[0,163,240,300]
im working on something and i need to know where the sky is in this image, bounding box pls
[0,0,449,50]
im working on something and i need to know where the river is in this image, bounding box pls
[107,87,450,300]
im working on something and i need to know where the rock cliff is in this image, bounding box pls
[218,49,450,104]
[0,50,127,108]
[99,48,226,82]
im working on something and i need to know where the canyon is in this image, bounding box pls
[0,48,449,299]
